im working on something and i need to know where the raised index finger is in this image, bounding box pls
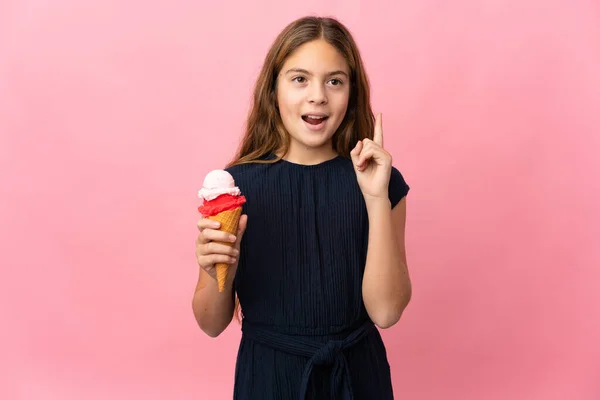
[374,112,383,147]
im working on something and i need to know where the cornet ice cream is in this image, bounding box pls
[198,170,246,292]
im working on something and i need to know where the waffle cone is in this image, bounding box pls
[206,206,242,292]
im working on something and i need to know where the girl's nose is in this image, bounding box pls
[308,84,328,105]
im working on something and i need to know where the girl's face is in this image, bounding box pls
[276,39,351,160]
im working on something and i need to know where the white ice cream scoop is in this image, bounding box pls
[198,169,241,201]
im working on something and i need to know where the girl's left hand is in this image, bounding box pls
[350,113,392,202]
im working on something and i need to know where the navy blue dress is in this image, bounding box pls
[226,154,410,400]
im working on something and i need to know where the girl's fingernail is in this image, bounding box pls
[229,235,237,242]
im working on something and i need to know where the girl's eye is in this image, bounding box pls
[292,77,343,85]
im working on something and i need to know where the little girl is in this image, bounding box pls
[193,15,411,399]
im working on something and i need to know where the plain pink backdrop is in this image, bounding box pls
[1,0,599,399]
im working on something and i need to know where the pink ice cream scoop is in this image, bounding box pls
[198,170,241,202]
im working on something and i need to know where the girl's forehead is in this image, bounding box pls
[282,41,349,73]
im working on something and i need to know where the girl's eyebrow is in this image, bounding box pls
[285,68,348,78]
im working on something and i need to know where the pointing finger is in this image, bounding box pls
[373,113,383,147]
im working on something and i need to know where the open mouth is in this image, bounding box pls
[302,115,329,126]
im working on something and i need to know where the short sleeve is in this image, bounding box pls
[388,166,410,208]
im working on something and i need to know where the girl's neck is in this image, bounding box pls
[277,147,338,166]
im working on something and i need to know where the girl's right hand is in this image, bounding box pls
[195,214,248,281]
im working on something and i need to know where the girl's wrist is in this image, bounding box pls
[364,195,391,212]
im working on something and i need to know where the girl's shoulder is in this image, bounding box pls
[388,165,410,208]
[225,155,273,181]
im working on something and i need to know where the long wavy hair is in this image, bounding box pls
[228,16,376,322]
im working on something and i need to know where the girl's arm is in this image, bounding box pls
[192,267,236,337]
[350,113,411,329]
[361,197,411,329]
[192,214,247,337]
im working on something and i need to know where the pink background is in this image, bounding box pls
[2,0,599,399]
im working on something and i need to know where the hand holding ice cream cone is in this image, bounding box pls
[196,213,247,288]
[196,170,247,292]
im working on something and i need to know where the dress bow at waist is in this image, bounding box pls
[241,320,375,399]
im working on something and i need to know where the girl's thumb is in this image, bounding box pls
[350,140,362,165]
